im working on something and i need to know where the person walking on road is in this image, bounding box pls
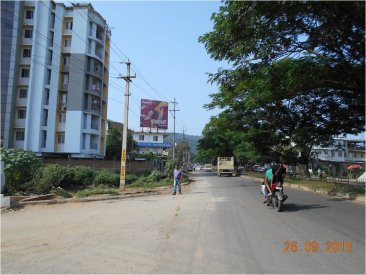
[172,165,183,195]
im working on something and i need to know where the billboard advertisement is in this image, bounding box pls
[140,99,168,129]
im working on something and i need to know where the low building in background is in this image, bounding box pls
[312,138,365,164]
[132,131,170,156]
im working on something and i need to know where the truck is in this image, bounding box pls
[217,157,235,177]
[204,164,213,172]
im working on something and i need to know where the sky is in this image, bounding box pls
[87,1,226,136]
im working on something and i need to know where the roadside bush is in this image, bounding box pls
[1,149,43,195]
[28,164,74,194]
[71,166,95,186]
[53,187,72,198]
[148,170,164,182]
[126,174,139,185]
[164,158,178,178]
[94,169,120,187]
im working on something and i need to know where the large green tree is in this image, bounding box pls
[198,1,365,172]
[106,124,135,159]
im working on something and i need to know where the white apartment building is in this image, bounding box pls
[312,138,365,164]
[132,131,171,156]
[1,1,110,158]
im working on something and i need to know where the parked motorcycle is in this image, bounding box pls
[268,182,288,212]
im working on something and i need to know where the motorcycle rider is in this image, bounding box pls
[263,163,288,204]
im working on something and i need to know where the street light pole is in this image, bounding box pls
[169,98,179,159]
[118,61,135,191]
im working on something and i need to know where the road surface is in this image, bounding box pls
[1,172,365,273]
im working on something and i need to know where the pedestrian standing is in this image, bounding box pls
[172,165,183,195]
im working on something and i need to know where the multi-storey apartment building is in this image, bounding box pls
[1,1,110,158]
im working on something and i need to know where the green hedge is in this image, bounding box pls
[1,149,43,195]
[28,164,74,193]
[71,166,95,186]
[93,169,120,187]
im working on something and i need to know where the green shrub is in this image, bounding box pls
[28,164,74,193]
[94,169,120,187]
[53,187,72,198]
[71,166,95,186]
[148,170,164,182]
[126,174,139,185]
[164,158,178,178]
[128,176,148,188]
[1,149,43,195]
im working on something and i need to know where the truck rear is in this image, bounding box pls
[217,157,235,177]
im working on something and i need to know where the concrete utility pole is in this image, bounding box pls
[118,61,136,191]
[169,98,179,159]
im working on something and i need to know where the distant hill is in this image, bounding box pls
[164,133,201,154]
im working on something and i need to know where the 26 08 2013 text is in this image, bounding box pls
[283,241,352,253]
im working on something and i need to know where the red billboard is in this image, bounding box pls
[140,99,168,129]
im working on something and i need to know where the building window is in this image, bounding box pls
[57,133,65,144]
[21,68,30,78]
[19,89,28,98]
[65,20,73,30]
[62,73,69,84]
[24,29,33,38]
[18,109,26,119]
[60,93,67,104]
[42,131,47,147]
[83,113,88,128]
[338,151,342,157]
[153,136,158,142]
[139,135,144,141]
[47,69,51,84]
[25,10,34,19]
[64,39,71,47]
[331,151,335,157]
[44,89,50,105]
[43,110,48,126]
[23,48,31,58]
[51,13,55,28]
[82,133,86,149]
[49,31,54,46]
[63,56,69,66]
[58,113,66,123]
[15,131,25,141]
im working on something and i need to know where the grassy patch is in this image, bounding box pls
[75,186,119,198]
[128,177,172,189]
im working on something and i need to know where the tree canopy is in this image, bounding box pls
[198,1,365,169]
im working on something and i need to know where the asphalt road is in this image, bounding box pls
[1,172,365,274]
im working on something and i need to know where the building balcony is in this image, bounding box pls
[63,46,71,54]
[22,37,33,45]
[14,118,26,128]
[20,57,31,65]
[57,123,66,132]
[64,29,72,35]
[60,83,68,91]
[57,144,65,152]
[14,140,24,149]
[17,98,28,106]
[18,77,29,86]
